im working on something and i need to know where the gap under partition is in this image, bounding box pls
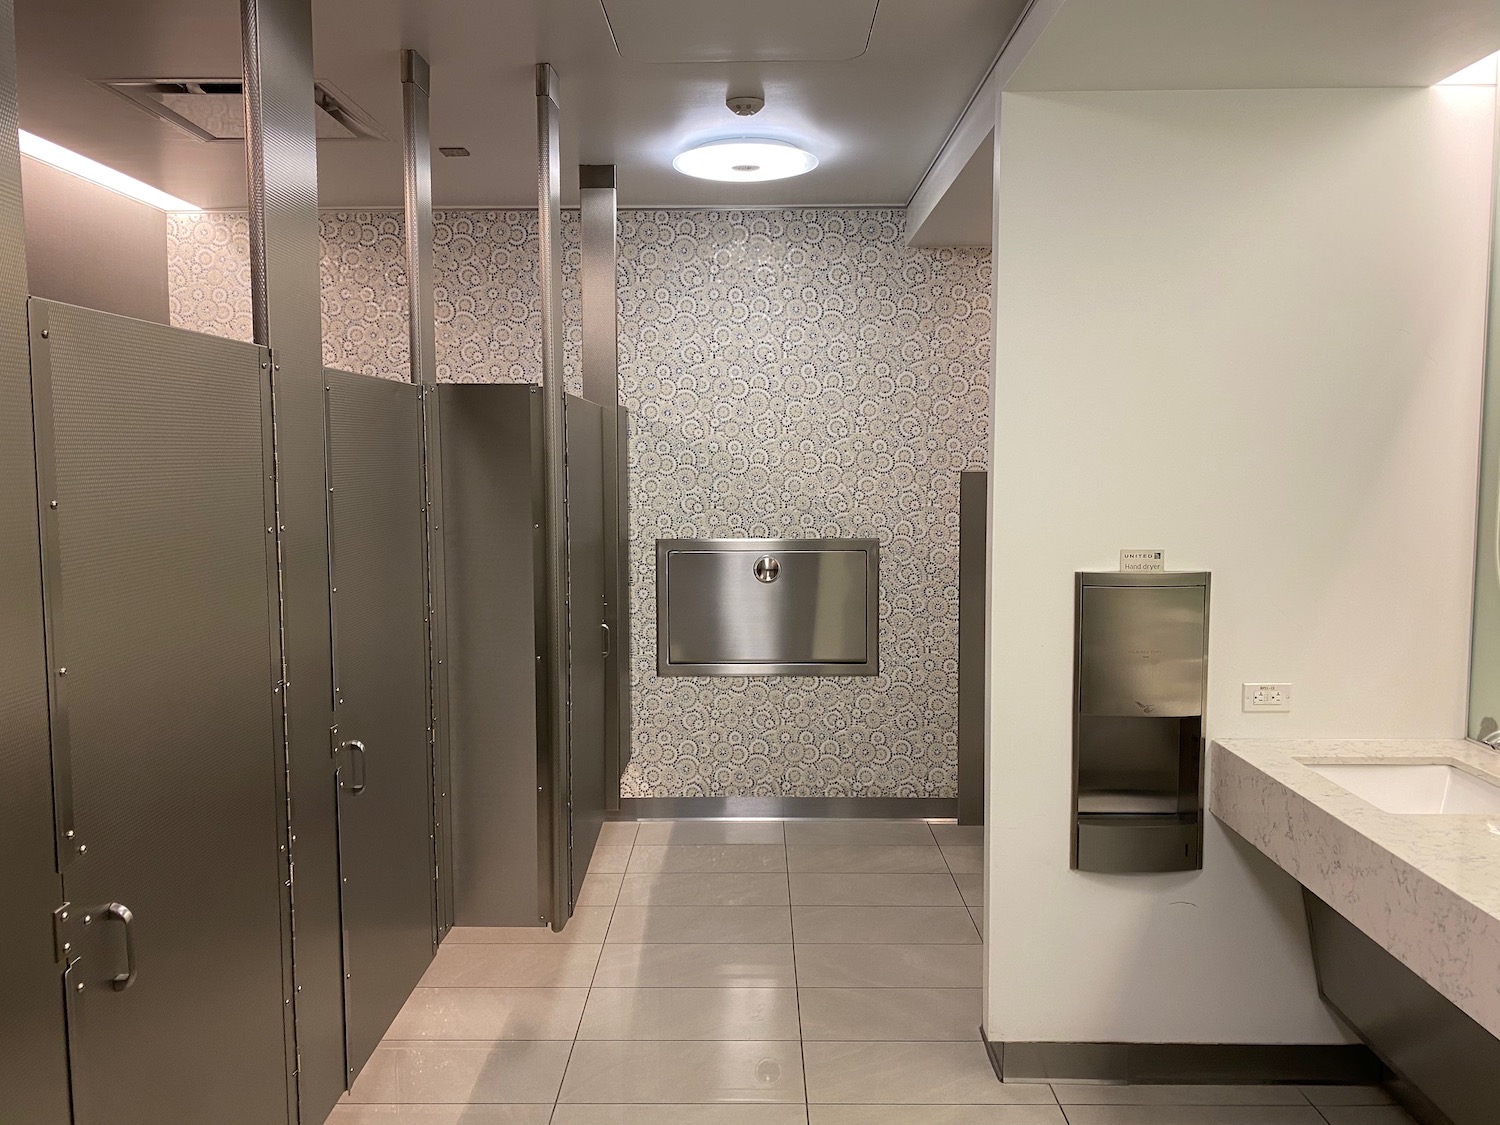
[617,796,957,819]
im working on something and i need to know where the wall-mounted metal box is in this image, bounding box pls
[1072,571,1209,874]
[657,538,879,676]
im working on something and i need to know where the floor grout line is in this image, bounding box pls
[549,828,627,1122]
[782,819,814,1123]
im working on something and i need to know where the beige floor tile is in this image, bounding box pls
[787,845,949,873]
[558,1040,806,1103]
[1316,1109,1417,1125]
[790,873,963,907]
[593,943,797,988]
[552,1107,808,1125]
[635,821,785,845]
[1052,1086,1310,1105]
[804,1041,1051,1104]
[606,905,793,945]
[954,873,983,908]
[784,820,936,846]
[1060,1109,1326,1125]
[1299,1087,1395,1107]
[940,846,983,874]
[794,944,983,988]
[443,907,612,945]
[418,943,601,988]
[384,987,587,1040]
[618,872,791,906]
[327,1107,553,1124]
[793,905,979,945]
[627,844,787,873]
[798,987,981,1041]
[576,873,624,907]
[589,846,633,873]
[578,987,800,1040]
[596,821,640,847]
[929,824,983,847]
[810,1107,1065,1125]
[346,1041,572,1103]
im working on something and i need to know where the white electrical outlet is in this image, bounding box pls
[1243,683,1292,713]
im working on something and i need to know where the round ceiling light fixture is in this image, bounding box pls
[672,138,818,183]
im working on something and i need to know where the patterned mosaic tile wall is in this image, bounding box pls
[168,209,990,798]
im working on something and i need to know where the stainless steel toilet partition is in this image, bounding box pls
[657,538,879,676]
[1071,570,1209,873]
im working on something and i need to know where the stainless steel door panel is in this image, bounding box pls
[0,11,70,1112]
[31,301,287,1125]
[566,396,607,905]
[439,384,549,927]
[1078,585,1206,717]
[660,540,877,674]
[325,369,434,1082]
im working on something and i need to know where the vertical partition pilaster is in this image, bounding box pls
[241,0,343,1117]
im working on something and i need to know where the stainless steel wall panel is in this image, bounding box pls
[580,164,629,810]
[579,164,618,411]
[241,0,342,1115]
[324,368,433,1083]
[957,471,987,826]
[0,0,70,1115]
[536,63,570,927]
[30,300,286,1125]
[566,396,607,902]
[657,538,880,676]
[440,384,549,926]
[603,406,632,805]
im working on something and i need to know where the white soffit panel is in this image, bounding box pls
[601,0,880,62]
[1005,0,1500,90]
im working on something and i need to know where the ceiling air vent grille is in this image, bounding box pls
[100,79,387,142]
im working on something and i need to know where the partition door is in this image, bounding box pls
[30,300,291,1125]
[324,368,435,1082]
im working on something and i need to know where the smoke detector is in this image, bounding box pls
[726,95,765,117]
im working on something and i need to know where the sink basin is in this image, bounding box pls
[1307,761,1500,815]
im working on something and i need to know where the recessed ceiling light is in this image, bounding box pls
[672,138,818,183]
[19,130,200,211]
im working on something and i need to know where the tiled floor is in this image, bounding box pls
[325,819,1408,1125]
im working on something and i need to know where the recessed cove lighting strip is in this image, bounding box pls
[19,131,201,211]
[1437,51,1498,86]
[673,138,818,183]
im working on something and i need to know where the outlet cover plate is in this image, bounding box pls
[1243,683,1291,713]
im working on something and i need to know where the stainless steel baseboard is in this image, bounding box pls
[616,797,958,820]
[985,1036,1379,1086]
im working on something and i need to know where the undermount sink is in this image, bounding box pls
[1306,761,1500,815]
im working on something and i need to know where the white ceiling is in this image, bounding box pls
[908,0,1500,247]
[1006,0,1500,91]
[14,0,1027,211]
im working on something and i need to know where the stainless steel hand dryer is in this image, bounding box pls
[1071,571,1210,873]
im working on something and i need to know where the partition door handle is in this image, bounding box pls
[99,902,136,991]
[340,739,367,794]
[601,622,612,658]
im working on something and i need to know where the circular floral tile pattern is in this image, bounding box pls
[168,208,990,798]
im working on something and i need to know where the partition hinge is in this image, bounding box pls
[53,903,80,966]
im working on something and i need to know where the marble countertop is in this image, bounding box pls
[1210,738,1500,1038]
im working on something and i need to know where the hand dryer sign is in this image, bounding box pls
[1120,550,1165,573]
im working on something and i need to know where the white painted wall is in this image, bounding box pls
[985,87,1496,1043]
